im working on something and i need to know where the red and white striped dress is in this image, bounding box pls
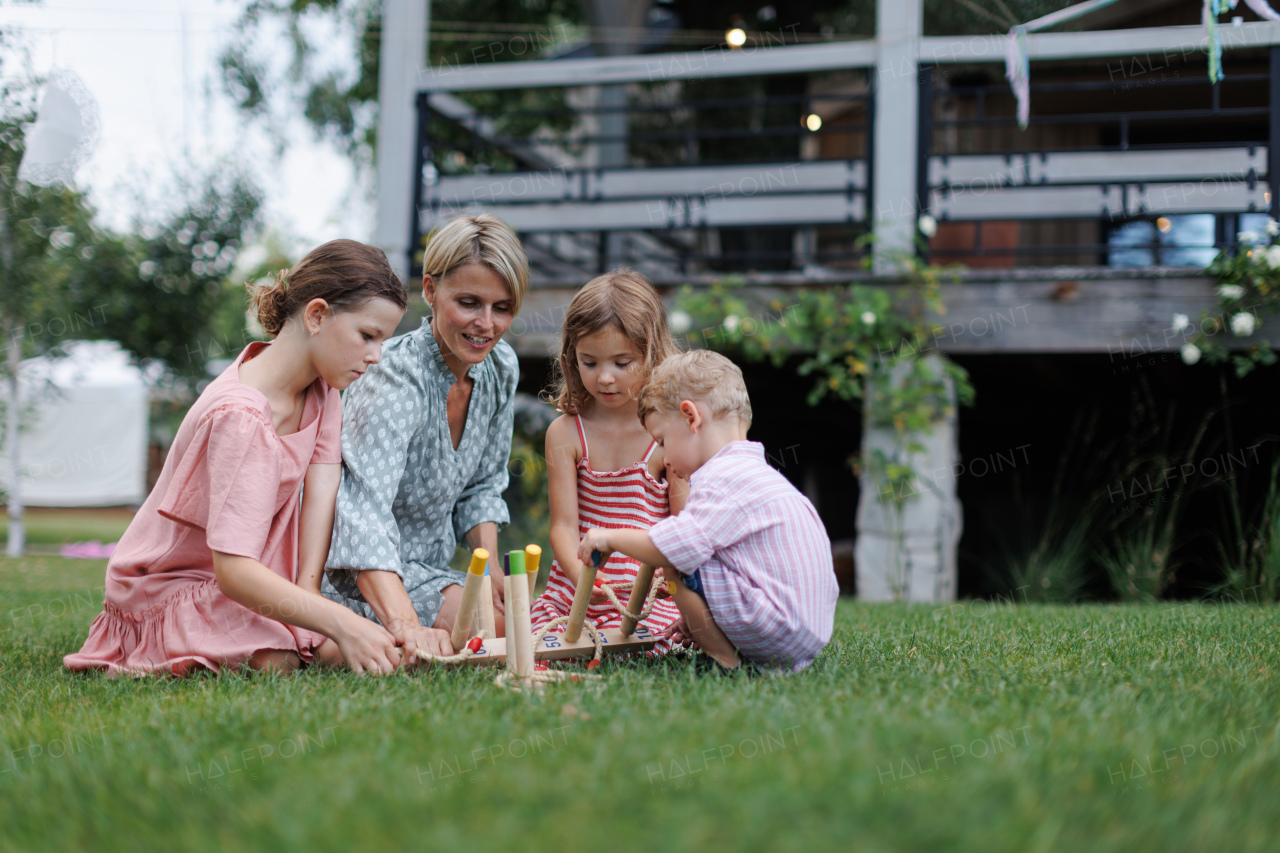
[530,414,681,647]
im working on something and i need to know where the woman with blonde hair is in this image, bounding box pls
[322,213,530,662]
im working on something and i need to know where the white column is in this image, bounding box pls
[855,356,961,603]
[872,0,922,272]
[375,0,430,282]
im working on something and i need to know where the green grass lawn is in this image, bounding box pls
[1,556,1277,853]
[0,508,135,549]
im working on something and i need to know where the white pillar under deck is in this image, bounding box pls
[376,0,430,282]
[871,0,922,272]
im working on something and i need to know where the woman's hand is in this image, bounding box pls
[490,577,505,617]
[332,614,403,674]
[387,618,454,664]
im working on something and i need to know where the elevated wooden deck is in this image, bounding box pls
[506,267,1277,358]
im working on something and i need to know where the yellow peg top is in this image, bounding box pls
[468,549,489,575]
[524,544,542,578]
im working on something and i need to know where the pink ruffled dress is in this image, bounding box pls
[63,342,339,676]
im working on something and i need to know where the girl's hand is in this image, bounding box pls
[333,614,402,675]
[563,557,610,604]
[654,566,671,598]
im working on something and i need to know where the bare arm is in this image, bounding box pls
[667,473,690,518]
[547,417,585,582]
[212,551,401,674]
[297,463,340,595]
[578,527,673,571]
[354,569,453,659]
[546,417,607,603]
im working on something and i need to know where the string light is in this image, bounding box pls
[725,27,747,47]
[804,114,822,131]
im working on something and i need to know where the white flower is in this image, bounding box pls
[1231,312,1257,336]
[1217,284,1246,300]
[918,214,937,238]
[1267,218,1280,237]
[1180,343,1202,365]
[668,310,692,335]
[1171,313,1190,333]
[1238,230,1260,244]
[1265,245,1280,269]
[861,311,876,325]
[722,314,740,333]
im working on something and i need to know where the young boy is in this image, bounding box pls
[576,350,838,672]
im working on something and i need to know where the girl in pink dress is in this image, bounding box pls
[65,240,410,676]
[531,270,687,647]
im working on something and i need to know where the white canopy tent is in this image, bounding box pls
[0,340,151,507]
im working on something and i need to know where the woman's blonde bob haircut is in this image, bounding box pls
[637,349,753,430]
[546,268,680,415]
[419,213,530,313]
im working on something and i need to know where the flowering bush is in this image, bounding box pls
[1180,219,1280,376]
[672,249,974,505]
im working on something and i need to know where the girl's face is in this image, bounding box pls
[575,325,644,411]
[424,263,515,375]
[307,297,405,390]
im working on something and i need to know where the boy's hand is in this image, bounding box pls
[662,616,698,649]
[577,530,611,569]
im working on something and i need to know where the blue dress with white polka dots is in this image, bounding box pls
[322,318,517,626]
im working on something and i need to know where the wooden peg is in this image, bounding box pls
[563,550,600,643]
[524,544,542,600]
[507,550,534,679]
[449,548,489,651]
[620,562,654,638]
[479,570,496,639]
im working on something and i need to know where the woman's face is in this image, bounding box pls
[308,297,405,390]
[423,263,515,374]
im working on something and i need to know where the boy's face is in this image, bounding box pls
[645,407,701,481]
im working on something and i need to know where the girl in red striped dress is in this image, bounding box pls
[531,270,686,647]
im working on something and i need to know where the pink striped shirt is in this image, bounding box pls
[648,441,837,671]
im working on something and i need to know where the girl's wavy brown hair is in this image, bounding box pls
[248,239,406,336]
[544,269,680,415]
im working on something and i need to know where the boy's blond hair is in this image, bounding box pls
[637,350,752,429]
[420,213,530,314]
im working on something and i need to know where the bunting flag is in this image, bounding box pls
[17,68,100,188]
[1205,0,1280,84]
[1005,26,1030,129]
[1001,0,1121,131]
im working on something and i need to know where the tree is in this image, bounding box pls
[64,169,264,379]
[0,64,104,556]
[219,0,586,169]
[2,50,263,555]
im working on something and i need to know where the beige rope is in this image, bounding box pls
[412,630,488,666]
[494,616,605,692]
[596,571,666,623]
